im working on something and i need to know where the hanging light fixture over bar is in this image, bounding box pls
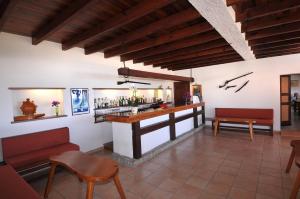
[117,61,151,85]
[118,67,194,82]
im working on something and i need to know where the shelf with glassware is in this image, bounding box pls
[93,87,173,123]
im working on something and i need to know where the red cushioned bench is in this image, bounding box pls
[2,127,80,174]
[0,164,41,199]
[213,108,273,140]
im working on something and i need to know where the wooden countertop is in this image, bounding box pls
[105,103,204,123]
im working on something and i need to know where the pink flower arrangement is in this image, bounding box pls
[52,100,60,107]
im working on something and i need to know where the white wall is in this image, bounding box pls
[175,54,300,131]
[0,33,175,161]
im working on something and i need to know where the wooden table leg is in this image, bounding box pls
[113,174,126,199]
[214,120,219,136]
[286,149,295,173]
[86,181,95,199]
[249,122,254,141]
[44,163,57,198]
[290,170,300,199]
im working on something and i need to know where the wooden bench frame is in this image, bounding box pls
[214,117,256,141]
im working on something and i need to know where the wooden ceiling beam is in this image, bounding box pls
[170,57,243,71]
[157,51,238,68]
[118,68,194,82]
[248,31,300,47]
[104,22,213,58]
[32,0,95,45]
[246,21,300,40]
[62,0,175,50]
[237,0,300,22]
[0,0,18,30]
[166,54,241,70]
[241,11,300,33]
[120,31,221,61]
[256,49,300,59]
[143,45,233,66]
[254,46,300,55]
[251,38,300,51]
[226,0,247,6]
[133,39,228,64]
[84,8,200,54]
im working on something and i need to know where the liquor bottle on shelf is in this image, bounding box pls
[122,96,125,106]
[128,97,132,106]
[97,98,101,109]
[94,98,97,109]
[104,97,108,107]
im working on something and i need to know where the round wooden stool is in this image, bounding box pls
[286,140,300,173]
[288,143,300,199]
[44,151,126,199]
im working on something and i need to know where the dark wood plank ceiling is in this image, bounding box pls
[0,0,243,71]
[228,0,300,59]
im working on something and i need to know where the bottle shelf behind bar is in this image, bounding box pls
[93,87,173,123]
[94,102,171,123]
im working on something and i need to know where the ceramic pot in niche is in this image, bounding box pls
[20,98,37,115]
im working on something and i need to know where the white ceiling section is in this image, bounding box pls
[188,0,255,60]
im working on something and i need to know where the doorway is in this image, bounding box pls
[174,81,190,106]
[281,74,300,132]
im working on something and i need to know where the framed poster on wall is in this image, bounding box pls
[291,80,299,87]
[70,88,90,115]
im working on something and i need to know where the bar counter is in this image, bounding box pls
[105,103,205,159]
[105,103,205,123]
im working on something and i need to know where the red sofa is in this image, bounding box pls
[2,127,80,171]
[0,164,41,199]
[214,108,274,134]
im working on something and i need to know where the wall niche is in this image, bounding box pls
[9,87,66,123]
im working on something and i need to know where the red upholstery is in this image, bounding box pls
[2,127,80,170]
[215,108,273,120]
[5,143,79,170]
[2,127,70,159]
[0,165,41,199]
[215,108,273,128]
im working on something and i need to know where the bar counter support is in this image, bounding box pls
[132,122,142,159]
[201,105,205,124]
[130,106,205,159]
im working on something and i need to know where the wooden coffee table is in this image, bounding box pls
[44,151,126,199]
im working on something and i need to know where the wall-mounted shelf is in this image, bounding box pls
[9,88,66,121]
[92,88,165,90]
[9,87,66,90]
[11,115,68,124]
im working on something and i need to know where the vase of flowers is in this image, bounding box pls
[52,100,60,116]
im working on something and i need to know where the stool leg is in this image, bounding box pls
[86,181,95,199]
[44,163,57,198]
[113,174,126,199]
[290,170,300,199]
[214,120,219,136]
[249,122,254,141]
[286,149,295,173]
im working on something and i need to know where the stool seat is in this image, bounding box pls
[291,140,300,147]
[44,151,126,199]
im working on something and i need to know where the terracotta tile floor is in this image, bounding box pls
[29,127,300,199]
